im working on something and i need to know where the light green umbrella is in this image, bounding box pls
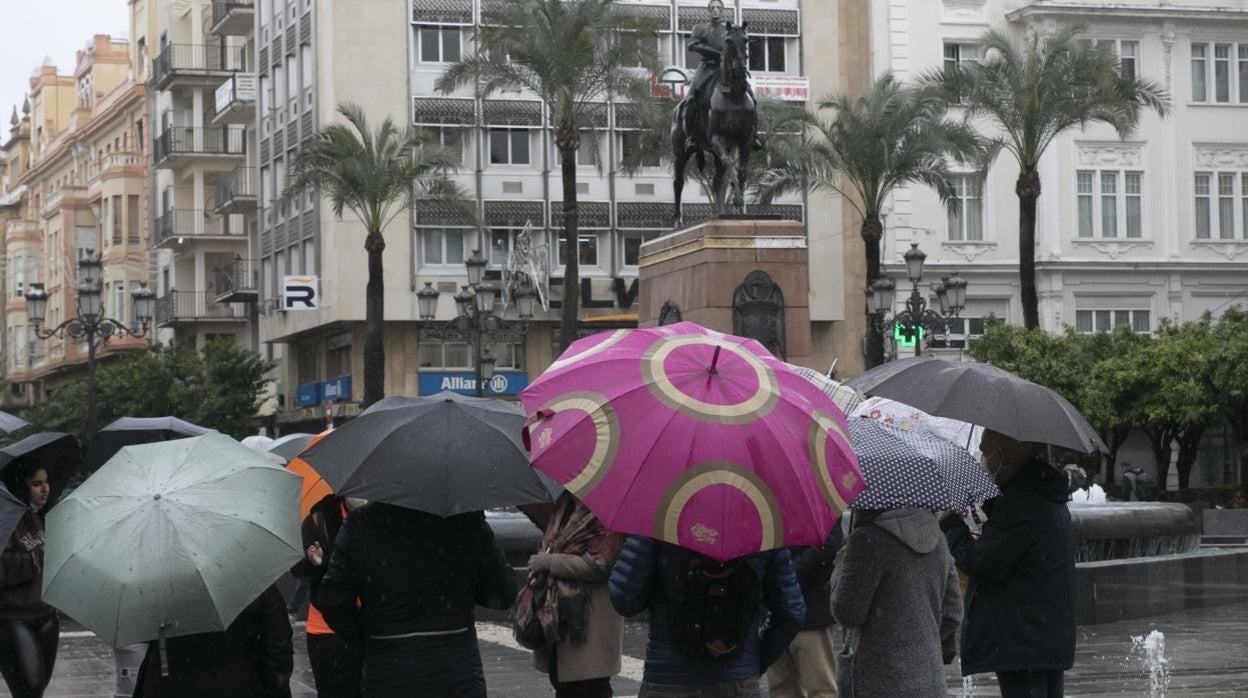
[43,433,302,649]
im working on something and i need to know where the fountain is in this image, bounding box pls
[1067,500,1200,563]
[1130,630,1170,697]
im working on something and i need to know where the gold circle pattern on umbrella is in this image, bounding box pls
[809,410,857,511]
[528,391,620,498]
[653,460,784,551]
[641,335,780,425]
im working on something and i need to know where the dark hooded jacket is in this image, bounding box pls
[942,459,1077,675]
[792,524,844,629]
[608,536,805,686]
[0,508,52,621]
[134,585,294,698]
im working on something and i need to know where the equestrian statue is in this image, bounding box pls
[671,0,760,228]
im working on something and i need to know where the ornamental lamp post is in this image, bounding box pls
[27,250,154,438]
[868,243,968,359]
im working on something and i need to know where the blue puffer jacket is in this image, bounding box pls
[609,536,806,686]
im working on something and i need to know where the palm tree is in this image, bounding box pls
[436,0,659,353]
[757,74,984,369]
[284,103,470,409]
[923,25,1168,329]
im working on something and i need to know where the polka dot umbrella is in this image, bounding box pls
[521,322,865,563]
[847,418,998,511]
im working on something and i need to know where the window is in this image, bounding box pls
[1099,39,1138,80]
[326,343,352,379]
[418,25,461,64]
[420,228,466,267]
[943,42,978,69]
[574,133,598,167]
[621,230,664,268]
[1075,309,1151,334]
[489,129,530,165]
[1195,172,1248,239]
[619,132,660,168]
[431,127,464,165]
[112,282,126,320]
[490,342,526,370]
[947,175,983,241]
[489,229,519,266]
[1192,41,1248,103]
[418,342,471,369]
[556,234,600,267]
[748,36,787,73]
[1076,169,1144,238]
[928,317,986,350]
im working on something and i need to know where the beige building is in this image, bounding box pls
[243,0,871,430]
[0,36,152,407]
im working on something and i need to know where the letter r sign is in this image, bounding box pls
[283,276,319,310]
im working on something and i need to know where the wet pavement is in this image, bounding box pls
[28,602,1248,697]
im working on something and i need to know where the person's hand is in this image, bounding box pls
[528,553,552,573]
[306,541,323,567]
[834,547,847,565]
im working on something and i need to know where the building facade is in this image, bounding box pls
[256,0,871,429]
[0,37,152,407]
[869,0,1248,486]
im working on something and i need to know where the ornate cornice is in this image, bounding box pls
[1193,143,1248,169]
[1190,240,1248,261]
[1076,142,1145,168]
[940,241,997,262]
[1070,239,1153,261]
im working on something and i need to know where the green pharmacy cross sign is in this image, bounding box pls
[894,324,924,348]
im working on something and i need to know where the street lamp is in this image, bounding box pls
[27,250,153,438]
[416,267,533,398]
[868,243,968,358]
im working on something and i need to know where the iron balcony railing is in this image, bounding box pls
[152,43,247,86]
[156,290,249,325]
[156,209,248,243]
[154,127,247,162]
[214,257,259,299]
[213,166,256,211]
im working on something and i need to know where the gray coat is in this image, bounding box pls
[831,509,962,698]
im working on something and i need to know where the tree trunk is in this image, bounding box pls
[362,231,386,409]
[1175,428,1205,491]
[556,124,580,355]
[1016,169,1041,330]
[1145,427,1174,493]
[863,214,885,369]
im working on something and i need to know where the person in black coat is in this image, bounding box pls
[766,522,844,697]
[134,585,293,698]
[941,430,1076,698]
[317,504,516,698]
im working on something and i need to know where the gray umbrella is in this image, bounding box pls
[849,418,998,511]
[267,433,315,461]
[0,484,25,545]
[846,357,1106,453]
[0,411,28,436]
[300,391,562,516]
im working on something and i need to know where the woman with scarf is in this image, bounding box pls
[520,492,624,698]
[0,465,60,698]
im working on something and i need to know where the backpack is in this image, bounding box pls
[666,550,761,662]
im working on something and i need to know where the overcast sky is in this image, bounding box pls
[0,1,131,128]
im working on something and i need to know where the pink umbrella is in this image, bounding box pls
[521,322,864,562]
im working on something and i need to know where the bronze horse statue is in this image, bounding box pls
[671,22,758,228]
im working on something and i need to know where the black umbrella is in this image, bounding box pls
[0,410,28,436]
[300,391,562,516]
[0,484,26,544]
[849,418,998,511]
[0,432,82,506]
[846,357,1106,453]
[83,417,217,471]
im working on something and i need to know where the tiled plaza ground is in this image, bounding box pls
[24,602,1248,697]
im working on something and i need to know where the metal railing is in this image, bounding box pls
[214,258,259,298]
[155,209,248,242]
[152,43,247,85]
[156,290,249,324]
[214,166,256,208]
[154,127,247,162]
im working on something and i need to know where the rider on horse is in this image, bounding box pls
[682,0,762,152]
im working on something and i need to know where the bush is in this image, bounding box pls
[1157,485,1243,508]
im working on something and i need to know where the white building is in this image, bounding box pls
[870,0,1248,487]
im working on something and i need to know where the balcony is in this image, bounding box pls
[210,0,255,36]
[155,209,248,246]
[214,257,259,304]
[153,127,246,169]
[42,185,87,218]
[156,290,249,327]
[151,44,247,91]
[213,166,257,214]
[5,219,40,242]
[212,73,257,126]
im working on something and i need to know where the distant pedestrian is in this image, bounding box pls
[318,505,517,698]
[767,524,844,698]
[1119,465,1154,502]
[517,492,624,698]
[0,465,59,698]
[134,584,294,698]
[609,537,805,697]
[831,509,961,698]
[942,430,1076,698]
[291,495,366,698]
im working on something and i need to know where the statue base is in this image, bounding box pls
[637,219,812,362]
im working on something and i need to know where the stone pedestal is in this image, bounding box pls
[638,219,811,363]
